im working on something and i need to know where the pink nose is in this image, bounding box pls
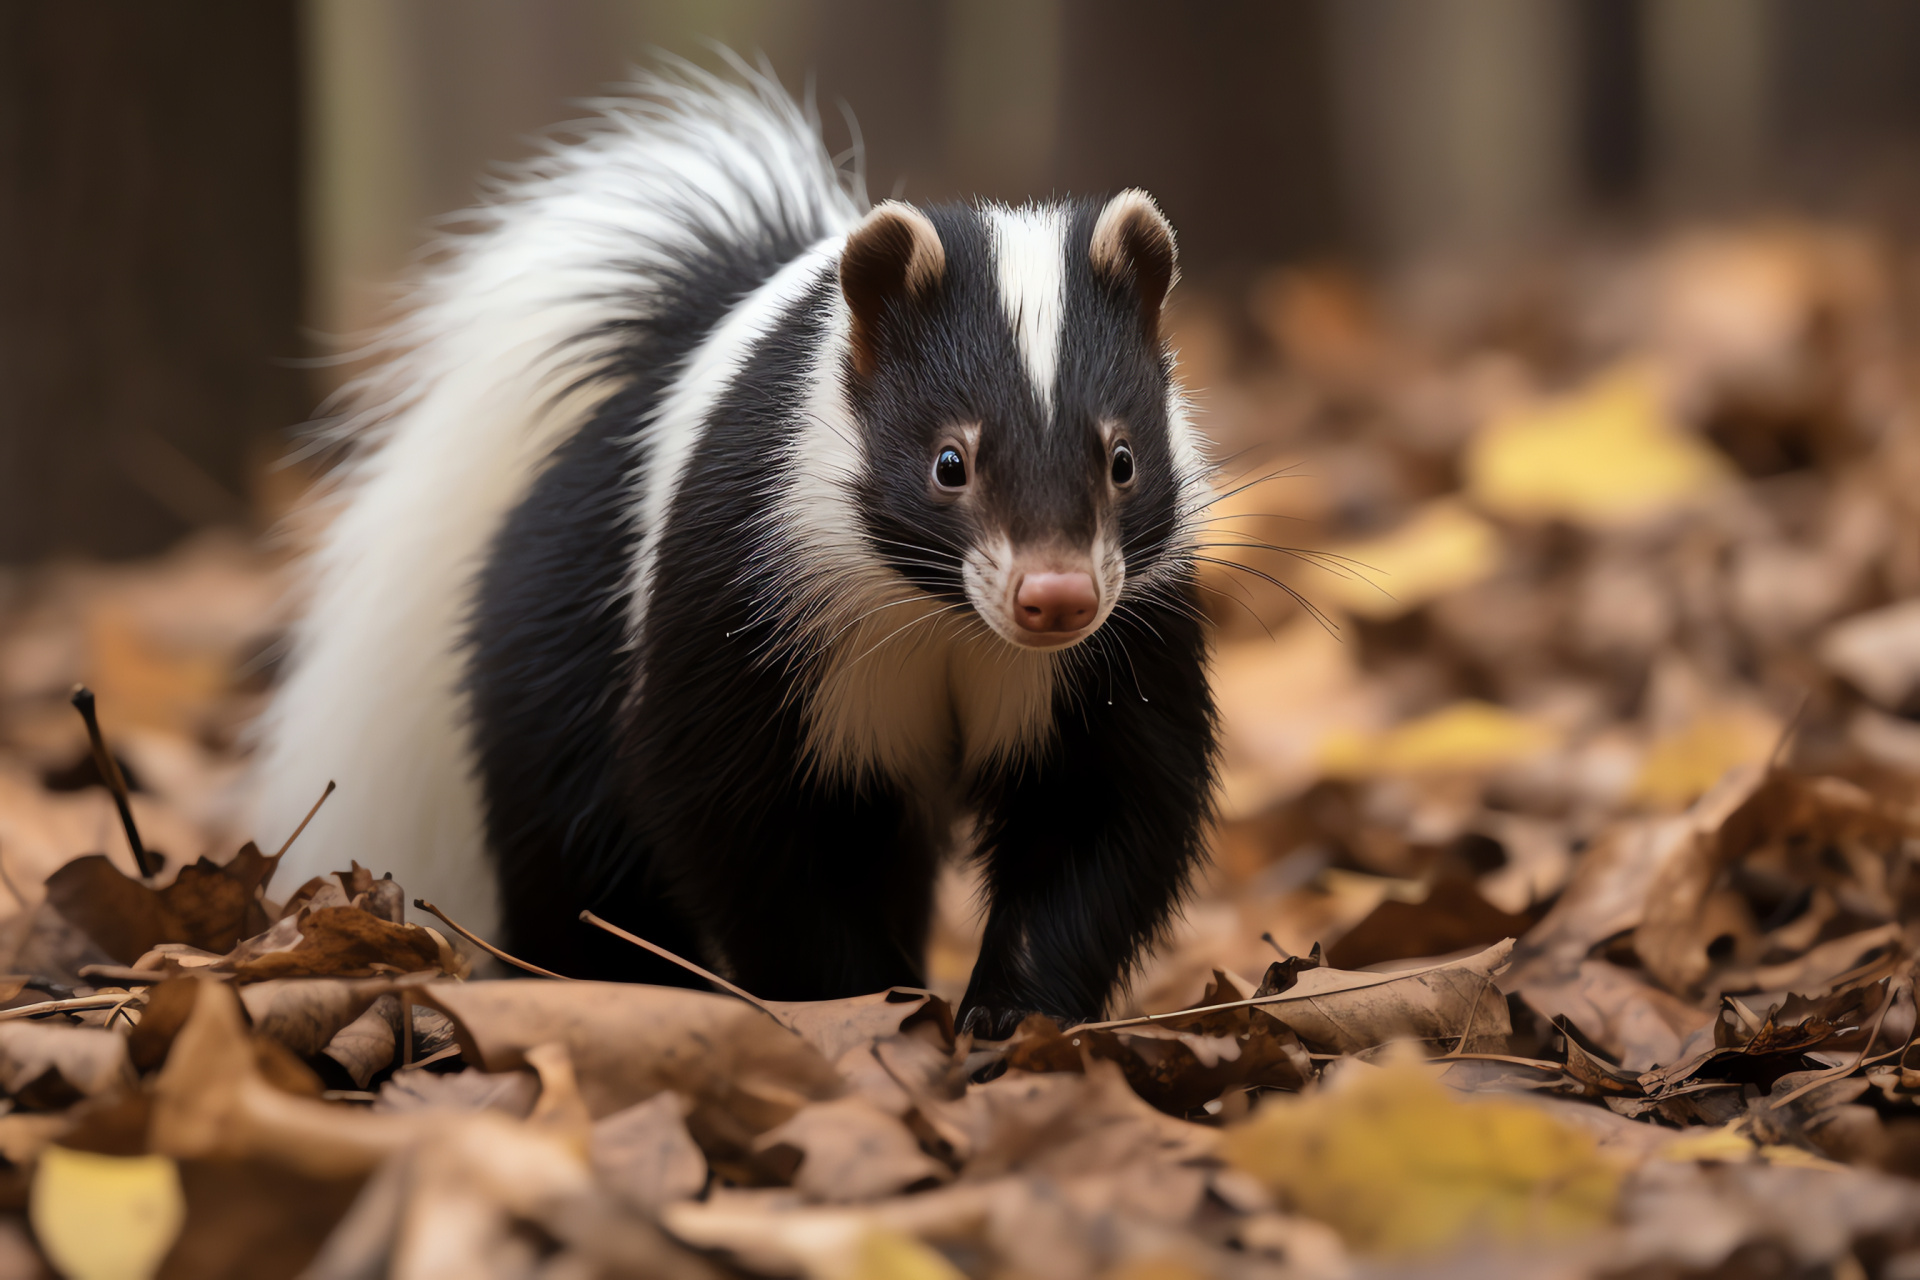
[1015,571,1098,633]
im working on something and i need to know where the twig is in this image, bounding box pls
[1434,973,1491,1059]
[412,899,574,980]
[578,909,789,1025]
[102,993,141,1032]
[399,1044,462,1072]
[273,780,337,860]
[68,685,155,878]
[1070,953,1472,1032]
[0,994,143,1022]
[1770,981,1908,1111]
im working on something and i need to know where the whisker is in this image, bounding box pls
[1190,556,1341,635]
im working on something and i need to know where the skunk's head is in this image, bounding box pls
[837,192,1200,652]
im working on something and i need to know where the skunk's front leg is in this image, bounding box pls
[958,612,1215,1038]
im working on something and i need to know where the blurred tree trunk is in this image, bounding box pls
[0,1,305,562]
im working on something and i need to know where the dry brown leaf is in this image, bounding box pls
[762,988,951,1064]
[0,1022,134,1105]
[1635,770,1920,994]
[591,1091,708,1215]
[309,1109,721,1280]
[932,1059,1216,1179]
[1820,599,1920,712]
[1520,960,1715,1072]
[42,842,279,965]
[375,1068,538,1118]
[662,1180,1005,1278]
[1509,765,1766,987]
[321,995,401,1090]
[227,906,456,982]
[754,1094,947,1203]
[1005,971,1311,1114]
[1237,939,1515,1056]
[414,980,844,1181]
[148,978,425,1177]
[237,976,405,1057]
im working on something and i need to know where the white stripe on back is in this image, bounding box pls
[625,238,844,656]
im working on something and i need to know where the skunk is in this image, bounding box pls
[253,62,1216,1035]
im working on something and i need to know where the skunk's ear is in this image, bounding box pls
[840,201,945,378]
[1089,189,1178,344]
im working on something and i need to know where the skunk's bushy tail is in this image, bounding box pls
[253,59,863,938]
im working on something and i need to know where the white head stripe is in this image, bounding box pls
[986,205,1069,417]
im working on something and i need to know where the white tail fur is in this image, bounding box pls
[252,60,861,940]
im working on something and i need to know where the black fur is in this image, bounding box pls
[469,196,1216,1035]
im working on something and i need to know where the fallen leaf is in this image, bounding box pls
[755,1095,947,1202]
[157,1158,365,1280]
[227,907,455,982]
[0,1022,135,1105]
[42,842,280,966]
[148,979,422,1178]
[763,988,951,1064]
[1820,598,1920,712]
[933,1059,1216,1179]
[321,995,401,1089]
[30,1146,184,1280]
[1632,707,1781,810]
[414,980,844,1174]
[1005,972,1311,1113]
[1223,1061,1621,1255]
[1509,765,1764,986]
[1520,960,1714,1072]
[1465,364,1732,527]
[1319,702,1560,778]
[1225,939,1515,1056]
[237,976,404,1057]
[591,1091,708,1214]
[375,1067,538,1118]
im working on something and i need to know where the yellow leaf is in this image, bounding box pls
[1658,1122,1757,1164]
[1632,709,1780,810]
[30,1147,186,1280]
[850,1230,967,1280]
[1319,701,1559,778]
[1465,365,1731,527]
[1104,1258,1212,1280]
[1317,498,1502,620]
[1223,1064,1619,1257]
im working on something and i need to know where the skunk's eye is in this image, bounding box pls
[1110,442,1135,487]
[934,446,968,490]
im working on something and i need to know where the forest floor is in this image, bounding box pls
[0,220,1919,1278]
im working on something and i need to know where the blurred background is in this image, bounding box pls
[7,0,1920,560]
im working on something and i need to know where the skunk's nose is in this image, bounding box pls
[1014,571,1098,633]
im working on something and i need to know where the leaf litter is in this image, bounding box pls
[2,222,1920,1276]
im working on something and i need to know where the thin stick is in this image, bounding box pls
[578,909,785,1021]
[1769,980,1906,1111]
[1260,932,1290,960]
[1070,953,1473,1032]
[413,899,574,981]
[0,994,143,1022]
[68,685,154,878]
[273,780,337,860]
